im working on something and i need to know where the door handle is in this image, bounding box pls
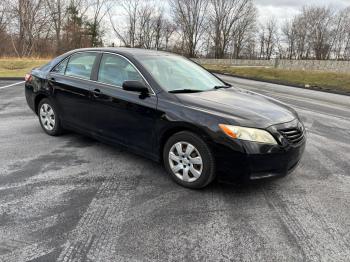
[92,88,101,97]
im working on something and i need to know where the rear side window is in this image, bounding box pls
[65,53,98,80]
[97,54,144,87]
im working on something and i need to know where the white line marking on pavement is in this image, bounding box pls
[0,81,25,90]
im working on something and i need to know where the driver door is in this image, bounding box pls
[89,53,158,155]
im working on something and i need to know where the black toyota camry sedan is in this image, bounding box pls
[25,48,306,188]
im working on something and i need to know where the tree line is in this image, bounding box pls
[0,0,350,60]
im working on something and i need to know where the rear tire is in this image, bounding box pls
[38,98,63,136]
[163,131,216,189]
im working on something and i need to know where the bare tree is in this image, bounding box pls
[282,17,298,59]
[331,7,350,60]
[153,12,164,50]
[0,1,10,55]
[209,0,252,58]
[7,0,51,57]
[110,0,168,49]
[304,6,334,60]
[0,2,8,33]
[294,14,310,59]
[230,0,256,59]
[2,0,350,61]
[46,0,67,54]
[162,19,177,51]
[281,6,336,60]
[137,3,154,48]
[258,18,278,59]
[110,0,140,47]
[169,0,208,57]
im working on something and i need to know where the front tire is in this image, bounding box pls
[163,131,216,189]
[38,98,63,136]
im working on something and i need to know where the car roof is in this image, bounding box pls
[68,47,179,58]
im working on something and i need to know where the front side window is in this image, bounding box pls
[138,55,225,92]
[65,53,97,80]
[97,54,144,87]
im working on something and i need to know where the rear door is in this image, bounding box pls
[89,53,158,155]
[48,52,99,132]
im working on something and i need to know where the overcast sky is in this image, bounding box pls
[255,0,350,24]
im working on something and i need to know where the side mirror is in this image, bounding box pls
[122,80,149,94]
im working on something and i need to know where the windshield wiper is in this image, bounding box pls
[168,89,204,93]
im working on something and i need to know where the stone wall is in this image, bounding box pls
[194,58,350,73]
[193,58,275,67]
[277,60,350,73]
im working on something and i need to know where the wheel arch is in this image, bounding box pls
[34,94,48,114]
[158,123,214,162]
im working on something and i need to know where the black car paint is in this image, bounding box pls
[25,48,306,181]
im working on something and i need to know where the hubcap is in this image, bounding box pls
[168,141,203,182]
[39,103,55,131]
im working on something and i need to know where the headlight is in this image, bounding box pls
[219,124,277,145]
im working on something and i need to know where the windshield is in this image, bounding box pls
[138,55,225,92]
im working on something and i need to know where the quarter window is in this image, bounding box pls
[65,53,97,80]
[51,59,68,74]
[97,54,144,87]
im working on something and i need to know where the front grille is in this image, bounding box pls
[279,127,304,145]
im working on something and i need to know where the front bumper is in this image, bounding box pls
[247,139,305,179]
[213,119,306,182]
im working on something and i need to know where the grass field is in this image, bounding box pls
[202,64,350,94]
[0,58,50,77]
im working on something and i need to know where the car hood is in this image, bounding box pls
[176,88,297,128]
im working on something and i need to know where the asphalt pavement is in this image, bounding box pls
[0,77,349,261]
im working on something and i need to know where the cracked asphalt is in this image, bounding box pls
[0,76,349,262]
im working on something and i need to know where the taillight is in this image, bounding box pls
[25,73,32,82]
